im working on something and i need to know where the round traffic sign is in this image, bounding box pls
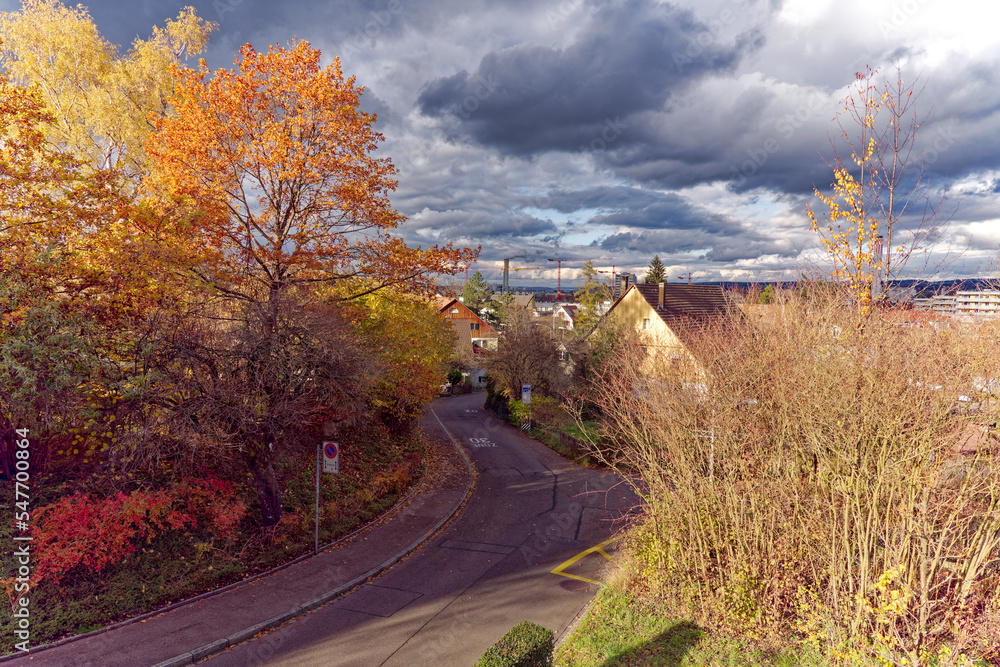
[324,443,338,459]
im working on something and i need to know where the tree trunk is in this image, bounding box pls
[243,447,283,529]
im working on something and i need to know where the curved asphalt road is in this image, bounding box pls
[205,392,637,666]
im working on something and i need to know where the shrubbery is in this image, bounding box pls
[583,287,1000,664]
[27,477,246,587]
[476,621,554,667]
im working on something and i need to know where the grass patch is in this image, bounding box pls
[561,421,598,442]
[556,578,828,667]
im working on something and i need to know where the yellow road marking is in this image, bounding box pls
[550,537,617,585]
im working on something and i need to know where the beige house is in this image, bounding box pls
[606,283,738,378]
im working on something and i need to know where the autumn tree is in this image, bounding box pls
[0,0,216,189]
[144,41,476,528]
[0,74,153,474]
[351,288,455,434]
[644,255,667,284]
[0,7,222,483]
[807,64,953,316]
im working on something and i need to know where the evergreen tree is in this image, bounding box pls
[461,271,491,313]
[644,255,667,284]
[483,291,513,326]
[574,261,610,333]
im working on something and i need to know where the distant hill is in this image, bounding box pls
[701,278,998,297]
[457,278,998,299]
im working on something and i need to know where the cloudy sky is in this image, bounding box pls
[16,0,1000,288]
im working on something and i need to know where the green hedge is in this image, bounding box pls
[476,621,554,667]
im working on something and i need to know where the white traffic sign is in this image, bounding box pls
[521,383,531,405]
[322,441,340,474]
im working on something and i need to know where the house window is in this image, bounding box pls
[471,322,479,331]
[450,308,459,314]
[642,318,650,330]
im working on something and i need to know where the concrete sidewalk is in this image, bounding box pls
[5,405,472,667]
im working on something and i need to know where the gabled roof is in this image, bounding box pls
[434,296,460,312]
[610,284,739,343]
[632,284,734,321]
[488,294,535,309]
[435,296,499,338]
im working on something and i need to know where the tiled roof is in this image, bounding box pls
[625,285,739,344]
[489,294,534,308]
[633,284,734,321]
[433,295,456,312]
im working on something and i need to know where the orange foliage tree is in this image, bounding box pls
[0,75,167,475]
[147,40,475,300]
[143,42,476,528]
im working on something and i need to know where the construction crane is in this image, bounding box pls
[546,256,612,301]
[510,266,540,276]
[595,266,619,299]
[496,265,540,290]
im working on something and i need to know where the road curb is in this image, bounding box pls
[149,402,475,666]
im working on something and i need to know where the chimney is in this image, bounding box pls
[658,282,664,309]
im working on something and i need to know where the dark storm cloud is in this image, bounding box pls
[408,209,558,239]
[417,0,765,154]
[587,54,1000,196]
[590,194,733,233]
[597,227,796,262]
[520,185,736,233]
[596,81,840,194]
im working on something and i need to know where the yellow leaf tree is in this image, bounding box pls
[0,74,149,475]
[351,288,455,432]
[807,64,953,317]
[0,0,216,189]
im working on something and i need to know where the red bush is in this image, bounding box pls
[31,477,246,585]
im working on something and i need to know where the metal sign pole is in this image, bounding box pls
[315,442,320,555]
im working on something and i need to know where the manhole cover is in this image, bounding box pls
[560,579,590,592]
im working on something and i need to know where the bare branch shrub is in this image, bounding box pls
[581,285,1000,663]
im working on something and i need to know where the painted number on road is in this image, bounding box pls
[469,437,496,448]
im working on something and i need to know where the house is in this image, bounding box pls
[505,294,537,313]
[554,304,578,330]
[483,293,537,321]
[434,297,499,357]
[605,283,738,378]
